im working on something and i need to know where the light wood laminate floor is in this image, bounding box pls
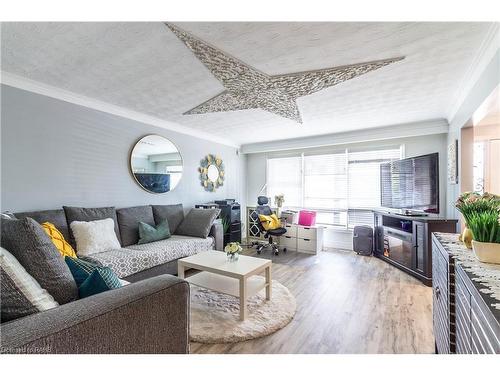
[190,248,434,354]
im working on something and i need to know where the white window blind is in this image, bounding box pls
[348,149,401,209]
[266,156,302,207]
[315,210,348,226]
[348,210,375,228]
[265,146,401,228]
[304,153,347,210]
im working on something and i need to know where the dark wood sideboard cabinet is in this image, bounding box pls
[374,211,457,286]
[432,233,500,354]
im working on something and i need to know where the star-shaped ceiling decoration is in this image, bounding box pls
[166,23,404,124]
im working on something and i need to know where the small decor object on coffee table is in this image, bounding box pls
[455,192,500,264]
[224,242,242,262]
[178,251,272,320]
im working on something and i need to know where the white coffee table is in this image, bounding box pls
[178,251,272,320]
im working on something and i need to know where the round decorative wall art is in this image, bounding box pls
[199,154,224,192]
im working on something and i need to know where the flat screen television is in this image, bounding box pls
[380,153,439,214]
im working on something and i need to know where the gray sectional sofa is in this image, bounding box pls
[1,203,223,354]
[14,204,223,281]
[1,275,190,354]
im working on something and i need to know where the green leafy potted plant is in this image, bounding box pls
[455,192,491,248]
[221,215,231,246]
[455,192,500,263]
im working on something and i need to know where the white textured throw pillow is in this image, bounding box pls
[70,218,121,256]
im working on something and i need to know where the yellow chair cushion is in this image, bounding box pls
[42,222,77,258]
[258,214,281,231]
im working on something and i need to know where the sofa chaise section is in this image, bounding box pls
[0,275,190,354]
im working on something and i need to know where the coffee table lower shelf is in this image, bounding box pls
[186,271,272,320]
[186,272,268,298]
[178,251,272,320]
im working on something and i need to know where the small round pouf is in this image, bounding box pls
[190,276,296,343]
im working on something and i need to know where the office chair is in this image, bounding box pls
[253,196,287,255]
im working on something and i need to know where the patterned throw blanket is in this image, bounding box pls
[82,235,214,278]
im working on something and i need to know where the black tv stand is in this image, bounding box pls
[384,209,429,217]
[373,211,457,286]
[401,212,428,217]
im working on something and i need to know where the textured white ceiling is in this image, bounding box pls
[0,22,493,145]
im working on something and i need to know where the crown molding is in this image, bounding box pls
[446,23,500,122]
[240,119,449,154]
[0,71,240,149]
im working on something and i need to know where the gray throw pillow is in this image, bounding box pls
[116,206,155,246]
[152,204,184,234]
[15,209,71,245]
[175,208,220,238]
[63,206,121,247]
[0,217,78,304]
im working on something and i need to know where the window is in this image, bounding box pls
[266,147,401,228]
[266,156,302,207]
[304,153,347,210]
[348,149,401,209]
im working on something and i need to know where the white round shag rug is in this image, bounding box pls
[190,276,296,343]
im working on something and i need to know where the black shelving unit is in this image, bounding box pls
[215,200,241,247]
[195,200,241,247]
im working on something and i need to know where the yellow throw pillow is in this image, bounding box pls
[258,214,281,231]
[42,222,77,258]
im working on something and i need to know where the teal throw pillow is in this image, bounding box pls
[65,256,101,287]
[65,256,121,298]
[138,219,171,244]
[78,267,122,298]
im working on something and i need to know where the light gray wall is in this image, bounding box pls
[1,85,247,213]
[241,119,448,154]
[246,133,448,216]
[446,49,500,221]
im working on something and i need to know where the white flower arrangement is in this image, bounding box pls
[274,194,285,208]
[224,242,242,254]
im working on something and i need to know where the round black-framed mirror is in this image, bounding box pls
[130,134,183,194]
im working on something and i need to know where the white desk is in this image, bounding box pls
[279,223,324,254]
